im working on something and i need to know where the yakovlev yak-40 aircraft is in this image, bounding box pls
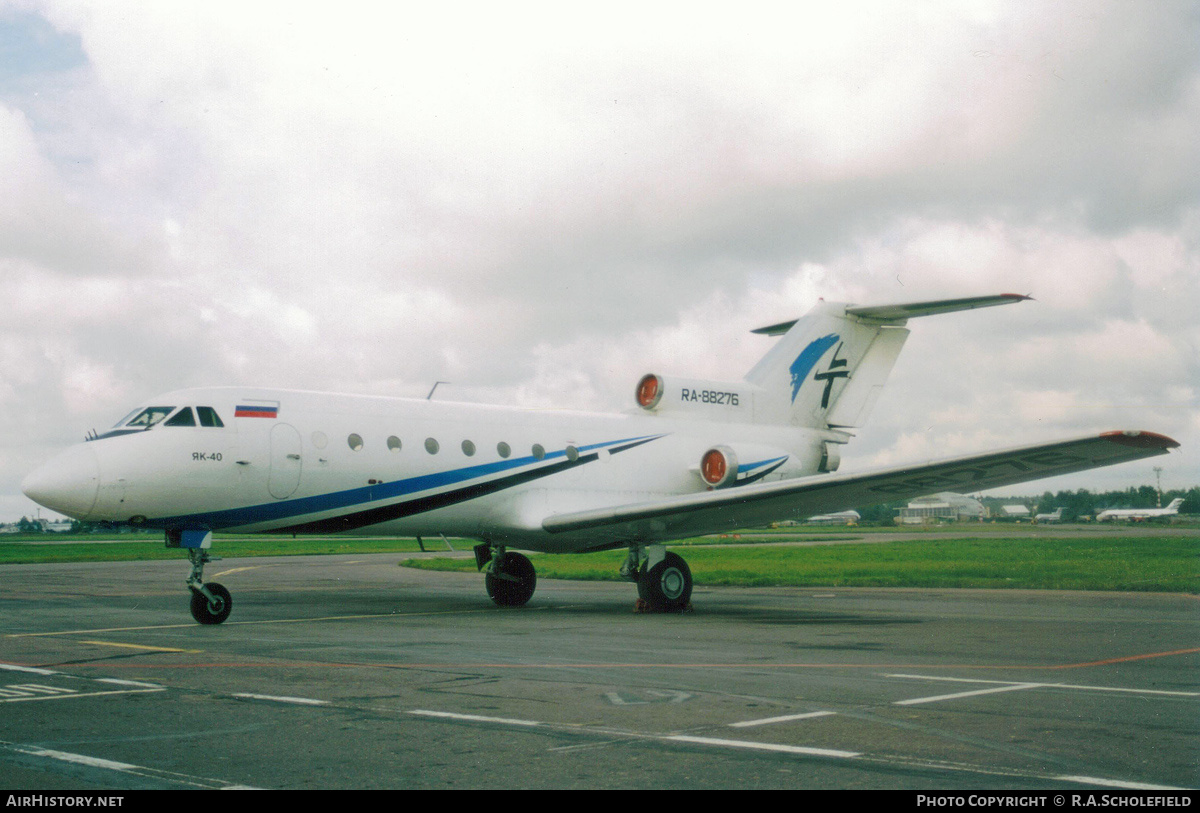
[22,294,1180,623]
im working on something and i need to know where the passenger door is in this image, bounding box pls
[268,423,303,499]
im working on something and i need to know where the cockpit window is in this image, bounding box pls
[197,406,225,428]
[124,407,175,428]
[164,407,196,427]
[111,408,142,428]
[90,405,225,441]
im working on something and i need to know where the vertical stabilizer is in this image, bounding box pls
[745,294,1030,429]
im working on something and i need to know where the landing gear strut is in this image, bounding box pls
[186,548,232,624]
[167,529,233,625]
[476,544,537,607]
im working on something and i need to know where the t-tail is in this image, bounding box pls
[744,294,1032,429]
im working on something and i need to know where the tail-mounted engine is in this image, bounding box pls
[697,443,792,489]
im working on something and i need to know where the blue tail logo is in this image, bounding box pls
[789,334,839,403]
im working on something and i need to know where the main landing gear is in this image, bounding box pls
[623,545,693,612]
[474,542,693,612]
[476,544,538,607]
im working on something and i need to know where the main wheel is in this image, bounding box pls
[190,582,232,625]
[637,551,692,611]
[485,552,537,607]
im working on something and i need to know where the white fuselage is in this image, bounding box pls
[1095,499,1183,522]
[26,386,835,553]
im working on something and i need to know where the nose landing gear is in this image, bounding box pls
[186,548,232,624]
[168,529,233,625]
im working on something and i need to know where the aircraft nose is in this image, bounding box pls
[21,444,100,520]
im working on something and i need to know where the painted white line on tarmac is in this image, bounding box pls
[668,735,860,759]
[0,740,259,789]
[24,747,141,773]
[729,710,837,728]
[408,709,542,727]
[233,692,330,706]
[405,705,1185,789]
[894,682,1042,706]
[888,673,1200,698]
[0,663,58,675]
[0,687,164,703]
[1042,682,1200,697]
[1054,775,1188,791]
[96,678,164,688]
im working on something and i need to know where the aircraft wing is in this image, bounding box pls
[542,431,1178,543]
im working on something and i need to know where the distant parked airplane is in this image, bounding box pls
[806,510,861,525]
[1034,507,1064,523]
[1095,498,1184,522]
[22,293,1179,623]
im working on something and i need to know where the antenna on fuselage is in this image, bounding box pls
[427,381,449,400]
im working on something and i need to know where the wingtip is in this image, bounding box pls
[1100,430,1180,449]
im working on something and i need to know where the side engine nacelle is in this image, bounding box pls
[635,373,761,420]
[696,443,793,489]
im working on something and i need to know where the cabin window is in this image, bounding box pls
[387,436,402,452]
[164,407,196,427]
[348,434,364,451]
[125,406,174,429]
[197,406,225,427]
[532,443,545,460]
[565,445,579,462]
[425,438,440,454]
[461,440,476,456]
[497,442,511,459]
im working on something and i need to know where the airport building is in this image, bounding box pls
[999,505,1032,521]
[896,492,986,524]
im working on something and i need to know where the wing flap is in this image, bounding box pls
[542,431,1178,540]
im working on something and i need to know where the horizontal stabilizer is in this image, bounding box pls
[751,293,1031,335]
[543,431,1178,542]
[846,293,1032,322]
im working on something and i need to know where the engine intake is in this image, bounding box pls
[700,446,738,487]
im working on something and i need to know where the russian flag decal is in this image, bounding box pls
[235,404,279,418]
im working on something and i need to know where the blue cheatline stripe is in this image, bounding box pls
[738,458,786,486]
[740,456,787,473]
[152,434,666,532]
[722,456,787,488]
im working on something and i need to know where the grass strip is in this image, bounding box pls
[3,533,1195,592]
[0,536,428,564]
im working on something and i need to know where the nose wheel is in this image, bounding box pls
[184,546,233,624]
[190,582,232,625]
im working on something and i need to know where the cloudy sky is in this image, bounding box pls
[2,0,1197,522]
